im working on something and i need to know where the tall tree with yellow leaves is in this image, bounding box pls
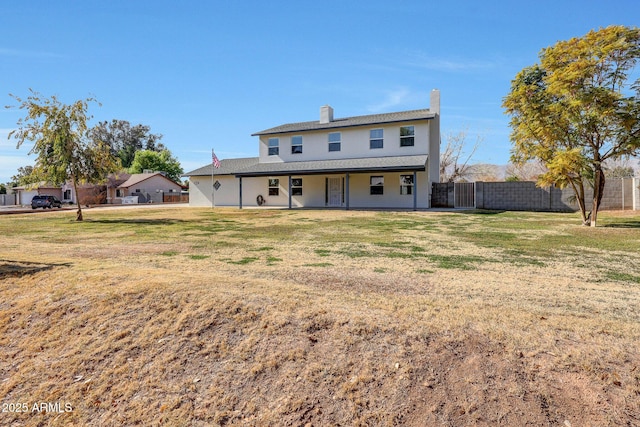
[503,26,640,226]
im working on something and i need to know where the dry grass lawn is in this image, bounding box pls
[0,206,639,426]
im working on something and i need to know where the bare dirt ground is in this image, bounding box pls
[0,207,639,426]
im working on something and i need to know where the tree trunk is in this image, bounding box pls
[590,166,606,227]
[72,177,83,221]
[568,178,588,224]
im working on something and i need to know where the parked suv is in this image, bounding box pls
[31,195,62,209]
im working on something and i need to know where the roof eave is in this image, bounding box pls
[117,173,181,188]
[251,114,435,136]
[235,165,426,178]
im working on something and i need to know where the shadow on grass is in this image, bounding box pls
[0,259,72,279]
[84,219,186,225]
[602,221,640,229]
[459,209,506,215]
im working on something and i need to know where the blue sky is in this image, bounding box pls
[1,0,639,183]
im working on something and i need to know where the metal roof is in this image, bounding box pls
[183,155,428,177]
[252,109,435,136]
[235,155,428,177]
[182,157,260,177]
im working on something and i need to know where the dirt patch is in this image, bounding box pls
[0,207,639,426]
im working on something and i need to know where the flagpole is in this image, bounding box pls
[211,148,215,209]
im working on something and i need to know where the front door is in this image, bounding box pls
[328,177,342,207]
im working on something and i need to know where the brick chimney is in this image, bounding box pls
[430,88,440,115]
[320,105,334,124]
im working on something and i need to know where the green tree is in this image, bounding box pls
[10,165,35,186]
[503,26,640,226]
[7,90,119,221]
[604,157,636,178]
[128,149,183,182]
[88,119,164,168]
[606,166,635,178]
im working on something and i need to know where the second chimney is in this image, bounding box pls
[320,105,334,124]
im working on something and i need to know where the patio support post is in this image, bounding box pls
[345,173,350,210]
[239,177,243,209]
[288,175,292,209]
[413,171,417,211]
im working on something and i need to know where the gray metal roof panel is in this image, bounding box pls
[234,155,428,177]
[252,109,435,136]
[183,157,260,177]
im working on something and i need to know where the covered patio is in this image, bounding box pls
[234,155,429,210]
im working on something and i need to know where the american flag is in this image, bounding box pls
[212,150,221,169]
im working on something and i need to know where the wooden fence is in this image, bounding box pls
[163,193,189,203]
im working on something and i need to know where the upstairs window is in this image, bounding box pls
[268,178,279,196]
[328,132,341,152]
[400,126,415,147]
[370,176,384,195]
[268,138,279,156]
[400,174,414,195]
[370,129,384,149]
[291,136,303,154]
[291,178,303,196]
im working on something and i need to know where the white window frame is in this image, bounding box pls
[400,174,414,195]
[370,176,384,195]
[370,129,384,149]
[291,135,303,154]
[291,178,303,196]
[268,178,279,196]
[328,132,341,152]
[268,138,279,156]
[400,126,415,147]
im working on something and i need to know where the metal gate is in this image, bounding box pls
[454,182,475,208]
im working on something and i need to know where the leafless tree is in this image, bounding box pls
[467,163,502,182]
[440,129,482,182]
[505,161,547,181]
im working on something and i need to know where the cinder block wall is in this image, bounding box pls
[476,182,552,211]
[581,178,634,211]
[431,182,454,208]
[0,194,17,206]
[599,178,634,210]
[600,179,621,210]
[432,178,638,211]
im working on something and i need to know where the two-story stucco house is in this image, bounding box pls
[184,89,440,209]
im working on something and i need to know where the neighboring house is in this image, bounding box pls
[103,173,132,204]
[116,172,184,204]
[13,172,184,206]
[13,183,63,206]
[184,89,441,209]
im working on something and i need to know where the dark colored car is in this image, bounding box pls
[31,195,62,209]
